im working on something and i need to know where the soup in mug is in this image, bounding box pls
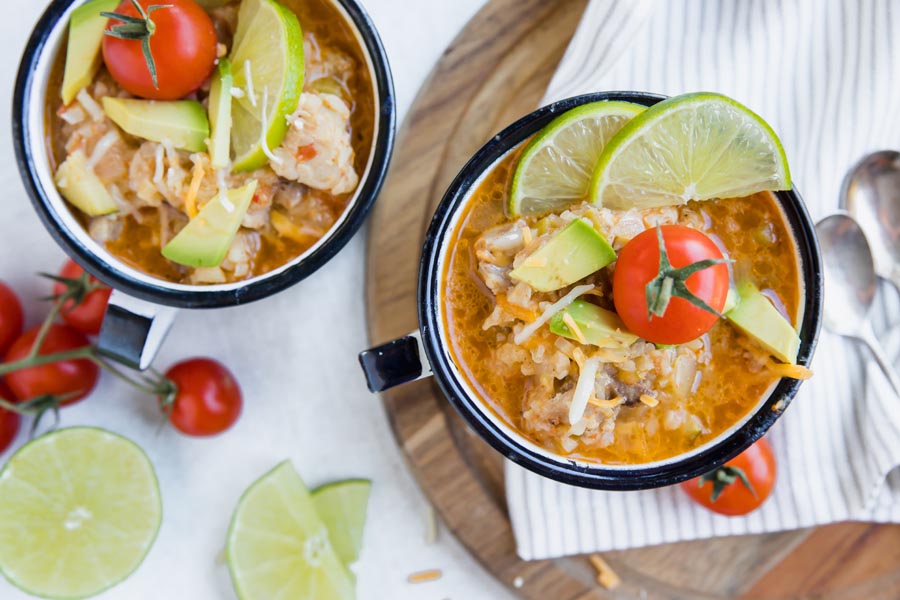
[441,98,809,465]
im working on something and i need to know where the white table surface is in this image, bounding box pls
[0,0,518,598]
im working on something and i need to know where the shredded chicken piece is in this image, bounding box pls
[272,92,359,195]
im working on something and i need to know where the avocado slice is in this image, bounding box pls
[509,219,615,292]
[61,0,119,104]
[208,59,234,169]
[725,281,800,364]
[102,97,210,153]
[550,299,638,348]
[162,180,258,267]
[54,149,118,216]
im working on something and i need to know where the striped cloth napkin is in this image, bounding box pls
[505,0,900,559]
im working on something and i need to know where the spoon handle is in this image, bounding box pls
[859,322,900,398]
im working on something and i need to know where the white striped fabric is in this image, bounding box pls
[505,0,900,559]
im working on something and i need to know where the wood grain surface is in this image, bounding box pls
[364,0,900,597]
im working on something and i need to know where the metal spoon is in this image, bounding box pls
[840,150,900,292]
[816,213,900,397]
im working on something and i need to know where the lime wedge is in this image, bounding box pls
[589,92,791,209]
[312,479,371,565]
[229,0,304,172]
[0,428,161,599]
[510,101,645,217]
[227,461,354,600]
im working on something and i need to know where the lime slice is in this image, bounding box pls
[509,101,645,217]
[589,92,791,209]
[0,427,161,599]
[227,461,354,600]
[312,479,371,565]
[229,0,304,172]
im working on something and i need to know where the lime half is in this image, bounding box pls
[510,101,645,217]
[227,461,354,600]
[589,93,791,209]
[0,428,161,599]
[312,479,371,566]
[229,0,305,172]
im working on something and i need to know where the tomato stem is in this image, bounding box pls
[101,1,173,89]
[645,225,730,320]
[699,465,757,502]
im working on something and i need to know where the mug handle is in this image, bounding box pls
[96,290,178,371]
[358,330,433,392]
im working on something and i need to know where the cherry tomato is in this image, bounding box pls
[681,438,776,516]
[0,381,20,455]
[163,358,242,436]
[613,225,729,345]
[3,324,99,406]
[54,260,111,336]
[0,282,24,356]
[102,0,217,100]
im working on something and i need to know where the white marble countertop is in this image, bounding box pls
[0,0,518,598]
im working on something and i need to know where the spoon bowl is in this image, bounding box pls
[816,214,878,335]
[841,150,900,289]
[816,213,900,395]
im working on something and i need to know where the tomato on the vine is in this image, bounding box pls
[0,282,24,356]
[613,225,729,345]
[54,260,111,336]
[3,324,99,406]
[163,358,242,436]
[102,0,217,100]
[681,437,776,516]
[0,381,20,455]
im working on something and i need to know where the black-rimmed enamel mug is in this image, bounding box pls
[14,0,395,370]
[359,91,823,491]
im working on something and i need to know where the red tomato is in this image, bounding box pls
[613,225,729,345]
[102,0,217,100]
[163,358,242,436]
[0,282,24,356]
[54,260,111,336]
[681,438,777,516]
[0,381,20,455]
[3,324,99,406]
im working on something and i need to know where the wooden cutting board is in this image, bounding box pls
[364,0,900,597]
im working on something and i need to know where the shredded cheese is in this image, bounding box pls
[589,396,624,409]
[562,312,586,344]
[514,284,593,345]
[569,356,601,425]
[522,255,548,268]
[243,60,257,108]
[230,86,245,98]
[153,144,165,185]
[639,394,659,407]
[76,88,103,121]
[424,506,438,545]
[589,554,621,590]
[521,225,533,245]
[769,362,813,380]
[184,161,205,218]
[86,131,119,170]
[59,105,86,125]
[407,569,442,584]
[259,87,284,165]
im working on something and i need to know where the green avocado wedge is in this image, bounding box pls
[550,300,638,348]
[162,180,257,267]
[102,97,210,153]
[509,219,615,292]
[725,280,800,364]
[61,0,119,104]
[54,149,118,216]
